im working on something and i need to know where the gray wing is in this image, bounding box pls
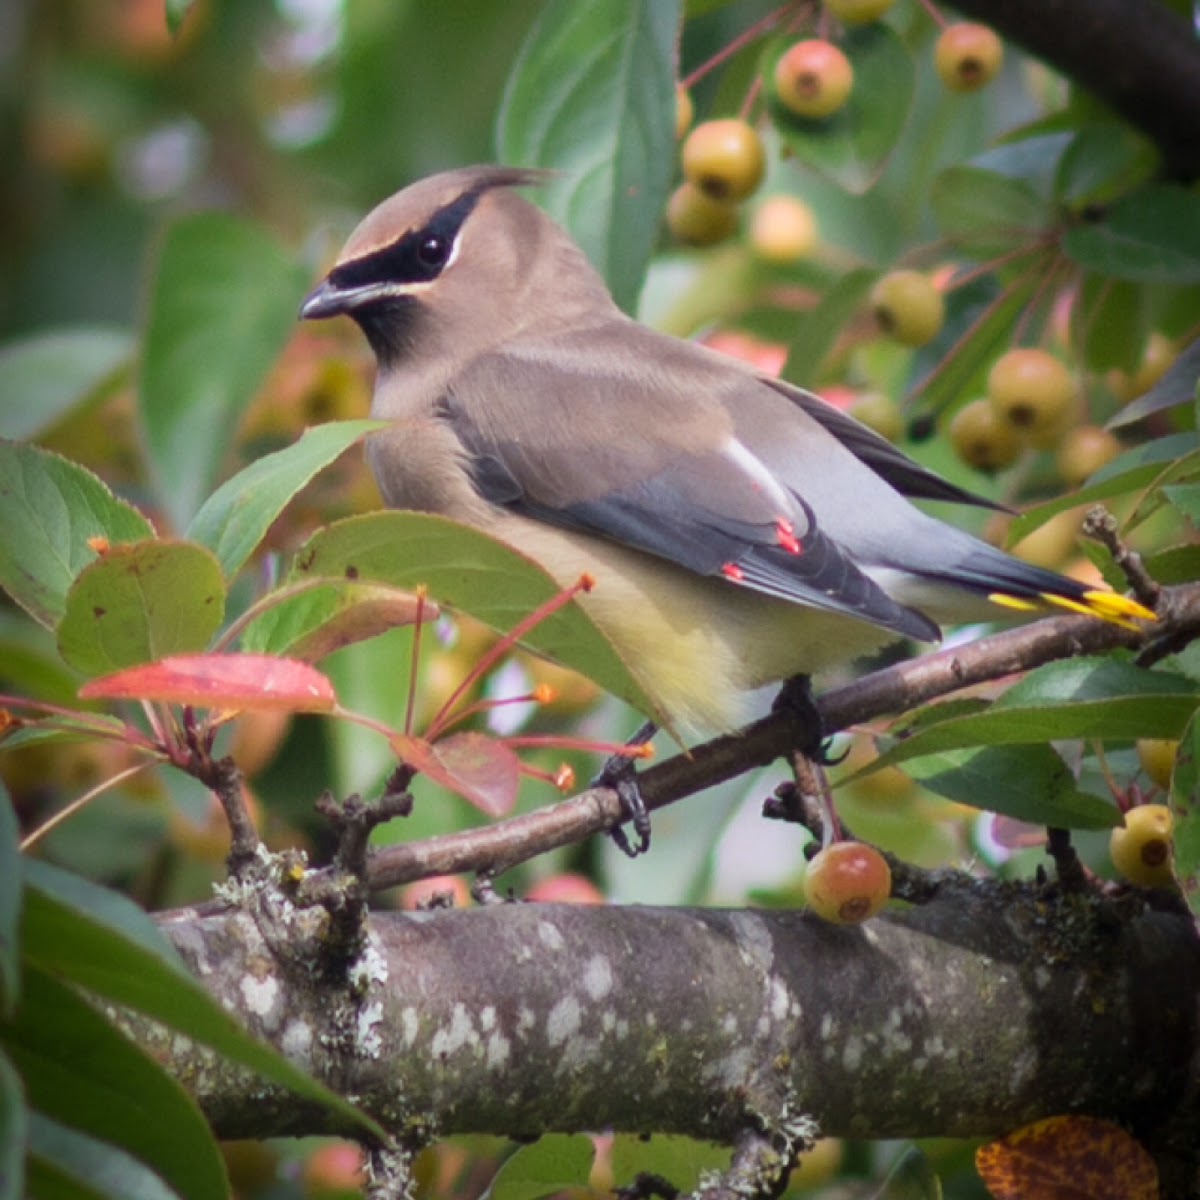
[436,327,940,642]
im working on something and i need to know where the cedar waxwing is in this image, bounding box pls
[300,165,1152,742]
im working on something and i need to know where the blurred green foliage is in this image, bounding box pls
[2,1,1200,1197]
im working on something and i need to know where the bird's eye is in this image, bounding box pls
[417,234,451,269]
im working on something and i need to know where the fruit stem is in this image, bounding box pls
[20,760,158,851]
[681,2,796,91]
[914,0,948,29]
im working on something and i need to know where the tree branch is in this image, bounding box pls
[358,581,1200,891]
[948,0,1200,179]
[149,885,1200,1178]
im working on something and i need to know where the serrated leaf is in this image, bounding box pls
[0,1049,25,1200]
[1063,185,1200,283]
[780,267,875,384]
[485,1134,594,1200]
[78,653,337,713]
[976,1115,1157,1200]
[930,166,1049,257]
[21,860,385,1142]
[187,419,386,579]
[496,0,679,313]
[904,745,1118,829]
[766,24,914,194]
[239,579,437,662]
[0,442,153,629]
[1,964,227,1200]
[56,540,226,677]
[0,788,18,1018]
[394,732,521,817]
[0,328,133,442]
[291,512,661,726]
[140,213,310,529]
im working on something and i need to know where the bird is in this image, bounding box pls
[299,164,1153,751]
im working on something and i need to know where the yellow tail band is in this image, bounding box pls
[986,588,1156,630]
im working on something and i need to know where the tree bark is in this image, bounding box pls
[144,882,1200,1191]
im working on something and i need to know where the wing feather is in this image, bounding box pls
[440,345,938,642]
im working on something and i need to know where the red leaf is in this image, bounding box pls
[78,653,337,713]
[976,1115,1158,1200]
[392,731,521,817]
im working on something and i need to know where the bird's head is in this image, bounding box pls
[300,165,611,368]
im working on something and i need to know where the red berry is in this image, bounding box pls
[773,39,855,120]
[804,842,891,924]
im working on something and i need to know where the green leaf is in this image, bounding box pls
[0,442,153,629]
[1170,712,1200,914]
[291,512,660,725]
[0,788,19,1018]
[21,861,385,1142]
[1054,125,1159,210]
[0,609,81,707]
[610,1134,729,1194]
[880,1144,943,1200]
[485,1134,594,1200]
[56,540,226,677]
[238,578,432,661]
[869,660,1199,781]
[1063,185,1200,283]
[140,213,310,529]
[23,860,192,969]
[1008,434,1200,542]
[0,1049,26,1200]
[496,0,680,313]
[1070,276,1147,374]
[165,0,192,38]
[26,1114,177,1200]
[1143,544,1200,586]
[187,419,386,579]
[910,273,1039,413]
[0,328,133,442]
[1164,484,1200,527]
[1,964,226,1200]
[1000,658,1196,709]
[1108,333,1200,428]
[904,744,1118,830]
[780,267,876,384]
[930,166,1049,257]
[766,24,914,195]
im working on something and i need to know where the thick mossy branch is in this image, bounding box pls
[150,887,1200,1165]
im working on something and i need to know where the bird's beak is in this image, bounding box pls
[299,277,347,321]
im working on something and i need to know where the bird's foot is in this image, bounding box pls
[772,675,833,760]
[593,720,657,857]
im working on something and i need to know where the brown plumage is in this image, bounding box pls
[301,165,1153,738]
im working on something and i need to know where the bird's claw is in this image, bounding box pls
[593,720,657,857]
